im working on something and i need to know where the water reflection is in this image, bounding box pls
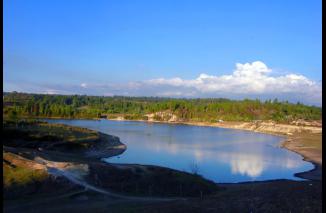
[45,119,314,183]
[230,154,264,177]
[194,150,204,162]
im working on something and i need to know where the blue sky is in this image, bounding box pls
[3,0,322,105]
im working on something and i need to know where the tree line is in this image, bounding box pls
[3,92,322,122]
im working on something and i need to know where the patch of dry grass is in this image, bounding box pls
[3,119,99,144]
[3,152,48,188]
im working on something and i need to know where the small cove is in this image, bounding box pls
[46,119,314,183]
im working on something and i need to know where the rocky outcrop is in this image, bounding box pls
[84,133,126,158]
[226,121,322,135]
[145,111,179,122]
[290,119,322,127]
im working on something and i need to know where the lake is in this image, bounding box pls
[46,119,314,183]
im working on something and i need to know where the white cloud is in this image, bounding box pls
[145,61,318,94]
[142,61,321,105]
[4,61,321,106]
[80,83,88,88]
[43,89,61,95]
[157,91,197,97]
[147,77,184,86]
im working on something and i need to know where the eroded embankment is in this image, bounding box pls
[210,121,322,181]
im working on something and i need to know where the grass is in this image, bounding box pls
[21,122,99,143]
[3,121,112,164]
[3,119,100,150]
[3,152,48,188]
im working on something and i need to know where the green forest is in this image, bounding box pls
[3,92,322,122]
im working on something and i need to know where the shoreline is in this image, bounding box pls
[3,118,322,212]
[106,118,322,181]
[35,116,322,182]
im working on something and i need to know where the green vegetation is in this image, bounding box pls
[3,119,99,143]
[3,119,102,155]
[3,92,322,122]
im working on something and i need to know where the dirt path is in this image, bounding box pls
[47,166,182,202]
[4,188,88,212]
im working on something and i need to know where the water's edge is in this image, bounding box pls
[105,118,320,182]
[44,118,320,183]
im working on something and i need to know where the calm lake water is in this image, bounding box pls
[46,119,314,183]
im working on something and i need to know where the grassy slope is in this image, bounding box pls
[3,120,102,154]
[3,120,99,142]
[3,120,99,190]
[3,152,48,188]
